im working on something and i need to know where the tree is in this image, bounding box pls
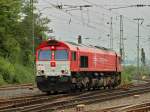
[13,0,50,65]
[0,0,50,84]
[0,0,21,59]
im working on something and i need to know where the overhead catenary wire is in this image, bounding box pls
[40,0,139,42]
[42,0,149,45]
[40,0,112,40]
[79,1,150,43]
[40,0,150,40]
[39,0,150,55]
[39,1,109,44]
[82,0,150,49]
[82,0,150,32]
[40,0,134,54]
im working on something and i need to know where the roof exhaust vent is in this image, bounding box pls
[78,35,82,44]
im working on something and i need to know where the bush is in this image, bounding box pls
[121,65,136,84]
[13,63,35,84]
[121,65,150,84]
[0,74,6,85]
[0,57,35,84]
[0,57,15,83]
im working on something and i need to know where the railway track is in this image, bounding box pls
[0,91,78,109]
[121,102,150,112]
[0,83,150,112]
[98,101,150,112]
[0,83,38,100]
[0,83,35,91]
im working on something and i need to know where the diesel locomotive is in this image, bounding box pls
[36,39,122,93]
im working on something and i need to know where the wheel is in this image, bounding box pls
[112,84,115,89]
[70,83,77,92]
[46,91,51,95]
[46,91,58,95]
[108,85,112,89]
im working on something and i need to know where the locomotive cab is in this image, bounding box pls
[36,40,71,92]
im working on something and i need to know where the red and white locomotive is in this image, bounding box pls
[36,39,122,93]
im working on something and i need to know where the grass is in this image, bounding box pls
[121,65,150,84]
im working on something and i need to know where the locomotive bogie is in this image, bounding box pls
[36,72,121,93]
[36,76,71,92]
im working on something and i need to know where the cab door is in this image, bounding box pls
[70,50,78,71]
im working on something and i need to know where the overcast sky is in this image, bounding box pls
[37,0,150,61]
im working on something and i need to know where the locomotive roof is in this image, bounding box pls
[37,39,118,55]
[66,41,115,52]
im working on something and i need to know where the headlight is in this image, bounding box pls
[37,70,45,75]
[38,70,41,75]
[41,70,44,74]
[65,70,68,74]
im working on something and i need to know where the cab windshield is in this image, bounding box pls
[38,49,68,61]
[55,50,68,61]
[38,50,51,61]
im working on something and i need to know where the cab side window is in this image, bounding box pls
[72,51,76,61]
[80,56,88,68]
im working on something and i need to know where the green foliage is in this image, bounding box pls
[0,75,6,86]
[13,63,35,84]
[0,57,15,83]
[0,57,34,84]
[140,66,150,76]
[121,65,136,84]
[121,65,150,84]
[0,0,49,85]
